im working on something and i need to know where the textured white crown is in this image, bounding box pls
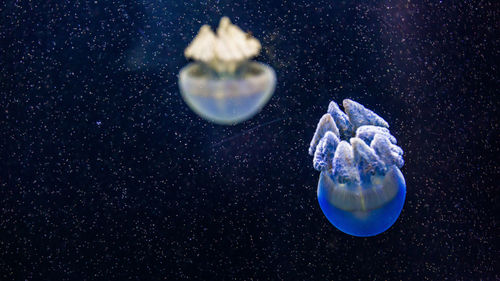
[184,17,261,63]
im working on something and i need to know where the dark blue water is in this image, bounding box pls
[1,0,497,280]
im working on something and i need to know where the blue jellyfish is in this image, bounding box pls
[179,17,276,125]
[309,99,406,237]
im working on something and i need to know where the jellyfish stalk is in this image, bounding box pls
[309,99,406,237]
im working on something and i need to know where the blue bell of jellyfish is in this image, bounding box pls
[309,99,406,237]
[178,17,276,125]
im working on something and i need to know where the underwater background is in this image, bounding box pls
[0,0,498,280]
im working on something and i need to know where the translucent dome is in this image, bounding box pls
[317,166,406,237]
[179,61,276,124]
[309,99,406,237]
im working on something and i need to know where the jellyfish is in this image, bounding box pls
[178,17,276,125]
[309,99,406,237]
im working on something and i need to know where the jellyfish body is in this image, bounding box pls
[309,99,406,237]
[179,61,276,124]
[179,17,276,125]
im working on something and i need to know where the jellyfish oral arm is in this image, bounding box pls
[184,17,262,74]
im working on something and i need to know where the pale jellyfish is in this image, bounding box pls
[178,17,276,125]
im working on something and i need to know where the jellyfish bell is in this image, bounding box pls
[178,17,276,125]
[179,62,276,125]
[317,165,406,237]
[310,99,406,237]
